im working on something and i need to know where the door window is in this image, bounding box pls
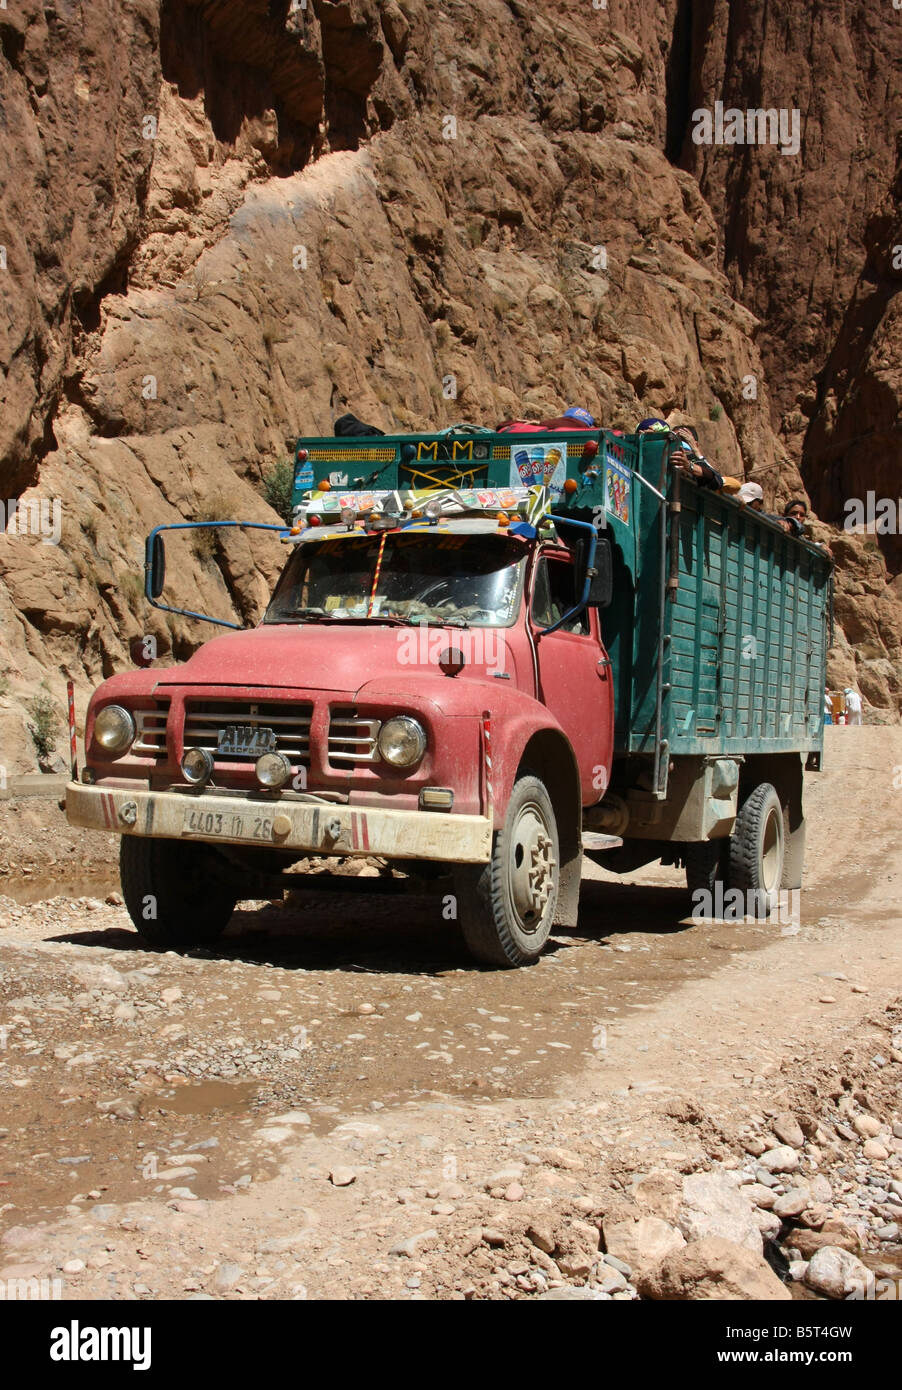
[532,558,589,634]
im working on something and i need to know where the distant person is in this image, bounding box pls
[824,689,833,725]
[844,686,863,725]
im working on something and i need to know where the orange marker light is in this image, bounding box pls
[318,480,331,491]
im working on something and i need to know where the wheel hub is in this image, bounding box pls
[509,805,556,932]
[761,808,783,894]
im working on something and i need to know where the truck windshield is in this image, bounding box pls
[264,531,527,627]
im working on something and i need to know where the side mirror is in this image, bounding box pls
[587,534,613,608]
[146,531,166,599]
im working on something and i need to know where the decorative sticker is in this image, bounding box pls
[604,455,631,525]
[509,443,567,499]
[295,455,315,491]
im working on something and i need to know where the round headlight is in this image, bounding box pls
[94,705,135,755]
[256,751,292,789]
[378,716,427,767]
[181,748,214,785]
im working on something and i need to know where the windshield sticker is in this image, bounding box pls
[604,456,631,525]
[301,485,534,519]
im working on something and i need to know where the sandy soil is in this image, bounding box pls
[0,727,899,1300]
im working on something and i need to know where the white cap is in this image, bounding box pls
[737,482,764,504]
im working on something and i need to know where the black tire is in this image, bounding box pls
[120,836,237,950]
[684,839,729,897]
[455,775,560,967]
[729,782,785,915]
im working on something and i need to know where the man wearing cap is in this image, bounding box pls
[844,686,863,726]
[737,482,765,510]
[737,482,795,530]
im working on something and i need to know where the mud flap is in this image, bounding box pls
[782,816,806,891]
[554,847,582,927]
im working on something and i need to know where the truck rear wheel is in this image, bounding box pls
[684,839,729,898]
[729,782,785,915]
[455,775,560,967]
[120,836,237,950]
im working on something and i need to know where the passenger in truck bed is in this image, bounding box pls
[667,424,724,490]
[780,499,808,537]
[637,417,740,493]
[736,481,765,510]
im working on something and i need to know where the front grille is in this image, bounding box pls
[183,701,312,760]
[133,704,170,758]
[328,710,381,765]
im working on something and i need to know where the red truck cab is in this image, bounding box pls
[67,501,614,966]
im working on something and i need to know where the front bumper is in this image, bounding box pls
[65,783,493,864]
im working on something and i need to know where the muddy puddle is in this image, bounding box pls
[139,1081,261,1117]
[1,868,119,906]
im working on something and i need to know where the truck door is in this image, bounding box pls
[531,553,614,804]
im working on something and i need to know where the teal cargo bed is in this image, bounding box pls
[288,426,833,768]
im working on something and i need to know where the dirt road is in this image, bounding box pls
[0,727,899,1300]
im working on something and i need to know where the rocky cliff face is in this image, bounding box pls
[1,0,900,768]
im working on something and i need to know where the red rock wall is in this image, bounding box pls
[0,0,899,766]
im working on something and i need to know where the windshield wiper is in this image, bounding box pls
[402,615,471,629]
[269,612,408,626]
[267,611,331,623]
[336,615,408,626]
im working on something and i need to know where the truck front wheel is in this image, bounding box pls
[120,836,238,950]
[455,775,560,968]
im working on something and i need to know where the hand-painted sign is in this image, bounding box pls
[604,455,631,525]
[508,443,567,498]
[415,439,487,461]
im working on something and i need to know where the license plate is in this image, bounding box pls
[216,724,277,756]
[182,807,274,841]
